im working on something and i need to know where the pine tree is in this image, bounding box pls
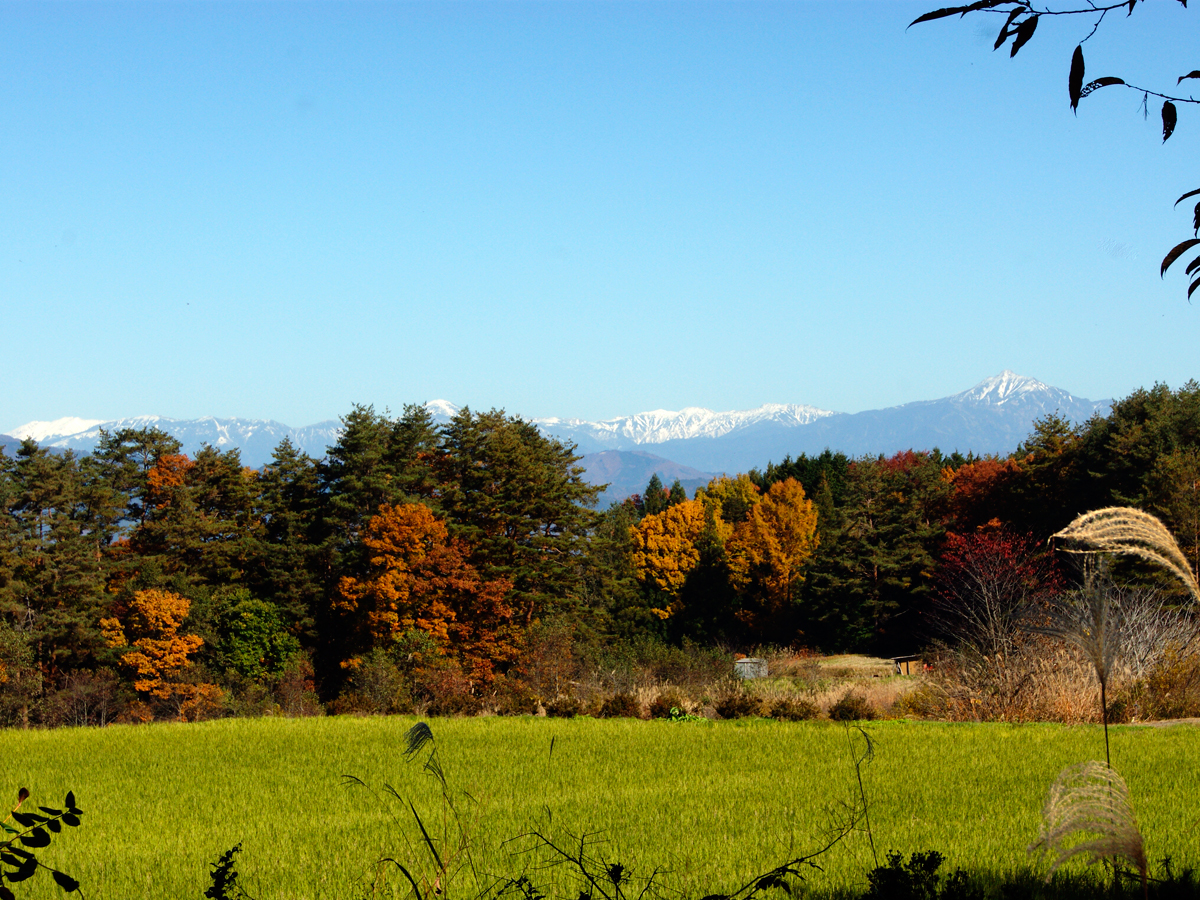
[436,408,600,625]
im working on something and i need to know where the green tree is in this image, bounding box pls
[253,438,323,640]
[1,442,109,677]
[642,473,667,517]
[802,451,951,653]
[436,408,601,625]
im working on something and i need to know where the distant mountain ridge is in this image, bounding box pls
[7,372,1110,492]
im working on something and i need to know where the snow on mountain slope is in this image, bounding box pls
[8,372,1109,475]
[10,417,107,442]
[533,402,836,449]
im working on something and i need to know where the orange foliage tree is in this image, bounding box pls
[336,503,517,684]
[727,478,819,635]
[100,588,219,719]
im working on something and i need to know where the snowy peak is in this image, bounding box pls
[11,417,107,442]
[954,370,1051,405]
[534,402,836,447]
[424,400,460,421]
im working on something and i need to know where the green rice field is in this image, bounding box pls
[2,716,1197,899]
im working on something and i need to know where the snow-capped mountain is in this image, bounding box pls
[11,417,106,443]
[532,403,835,453]
[950,370,1080,409]
[5,372,1110,477]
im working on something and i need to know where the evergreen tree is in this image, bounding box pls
[436,408,601,625]
[1,443,109,677]
[253,438,323,640]
[667,479,687,507]
[642,474,666,517]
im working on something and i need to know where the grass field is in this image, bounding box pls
[2,716,1198,899]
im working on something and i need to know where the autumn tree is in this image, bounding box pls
[932,528,1064,657]
[695,473,761,525]
[101,588,218,718]
[629,498,709,620]
[726,478,819,641]
[335,503,517,684]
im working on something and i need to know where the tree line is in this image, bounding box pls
[0,381,1197,724]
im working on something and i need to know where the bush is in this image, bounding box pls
[344,648,410,714]
[488,677,540,716]
[714,690,763,719]
[649,690,687,719]
[1142,648,1200,720]
[829,690,877,721]
[770,697,820,721]
[544,696,583,718]
[599,691,643,718]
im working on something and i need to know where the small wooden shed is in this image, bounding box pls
[733,657,768,679]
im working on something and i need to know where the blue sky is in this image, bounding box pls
[2,0,1196,431]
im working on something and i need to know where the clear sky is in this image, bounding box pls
[2,0,1196,431]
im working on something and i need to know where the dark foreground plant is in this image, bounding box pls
[0,789,84,900]
[205,843,252,900]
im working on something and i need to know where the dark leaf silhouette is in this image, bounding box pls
[19,827,51,848]
[909,6,972,27]
[909,0,1010,29]
[62,813,80,827]
[995,7,1027,50]
[1178,70,1200,84]
[1069,45,1085,111]
[1188,275,1200,300]
[1163,100,1177,141]
[8,856,37,881]
[1160,237,1200,275]
[16,789,28,805]
[1010,15,1038,57]
[64,792,77,811]
[1185,254,1200,276]
[1080,77,1125,98]
[52,870,81,893]
[0,886,14,900]
[1174,187,1200,206]
[1194,201,1200,235]
[1127,0,1136,12]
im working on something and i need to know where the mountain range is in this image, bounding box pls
[4,371,1110,503]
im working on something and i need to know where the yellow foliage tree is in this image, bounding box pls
[727,478,819,632]
[629,498,710,618]
[695,473,761,526]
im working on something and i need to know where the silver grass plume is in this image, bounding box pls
[1029,760,1146,892]
[1052,507,1200,602]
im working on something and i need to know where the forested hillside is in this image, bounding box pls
[0,382,1196,726]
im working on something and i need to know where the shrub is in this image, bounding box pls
[1142,648,1200,720]
[345,648,410,714]
[488,677,540,716]
[829,690,877,721]
[649,690,687,719]
[770,697,821,721]
[714,690,763,719]
[599,691,643,718]
[544,695,583,718]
